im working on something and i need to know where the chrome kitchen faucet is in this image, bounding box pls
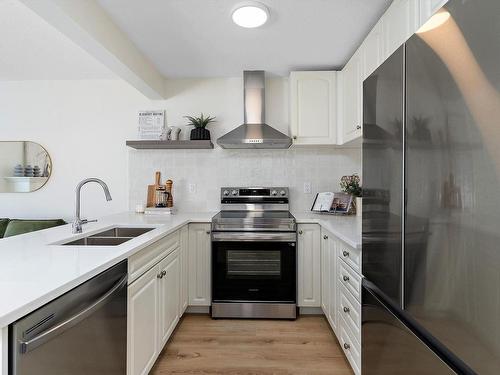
[72,178,112,234]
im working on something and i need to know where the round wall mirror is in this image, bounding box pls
[0,141,52,193]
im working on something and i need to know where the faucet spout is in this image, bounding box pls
[73,178,112,234]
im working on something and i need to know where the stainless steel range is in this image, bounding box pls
[211,187,297,319]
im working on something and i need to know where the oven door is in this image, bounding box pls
[212,232,296,303]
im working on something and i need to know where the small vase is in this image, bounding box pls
[356,197,362,217]
[190,128,211,140]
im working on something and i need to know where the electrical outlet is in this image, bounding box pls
[188,183,196,194]
[303,182,312,194]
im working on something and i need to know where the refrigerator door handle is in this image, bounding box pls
[19,274,127,354]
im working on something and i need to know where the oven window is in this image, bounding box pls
[227,250,281,278]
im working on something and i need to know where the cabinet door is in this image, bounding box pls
[127,265,160,375]
[179,225,189,314]
[362,21,384,79]
[328,236,339,335]
[188,223,211,306]
[158,249,180,348]
[418,0,449,29]
[341,52,362,143]
[383,0,416,58]
[290,71,337,145]
[297,224,321,307]
[321,229,330,316]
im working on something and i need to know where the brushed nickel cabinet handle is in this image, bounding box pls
[344,343,350,350]
[298,230,303,235]
[323,235,328,240]
[356,125,362,130]
[293,136,297,140]
[343,306,350,313]
[206,231,211,234]
[343,250,350,257]
[343,275,350,282]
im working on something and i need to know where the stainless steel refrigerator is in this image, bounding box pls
[362,0,500,373]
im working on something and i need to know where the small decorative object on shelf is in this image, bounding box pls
[138,110,165,140]
[185,113,216,140]
[340,174,362,215]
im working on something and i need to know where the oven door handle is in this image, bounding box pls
[211,232,296,242]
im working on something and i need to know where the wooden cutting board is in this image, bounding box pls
[147,171,161,207]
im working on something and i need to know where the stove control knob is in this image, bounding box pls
[231,189,238,196]
[223,190,230,196]
[280,190,286,196]
[271,190,278,196]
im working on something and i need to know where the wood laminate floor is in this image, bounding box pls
[150,314,354,375]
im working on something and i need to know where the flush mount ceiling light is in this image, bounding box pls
[417,10,451,33]
[232,1,269,28]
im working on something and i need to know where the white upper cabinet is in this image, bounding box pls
[382,0,418,58]
[290,71,337,145]
[362,21,384,79]
[297,224,321,307]
[339,51,363,144]
[418,0,449,29]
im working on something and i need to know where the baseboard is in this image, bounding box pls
[299,307,324,315]
[186,305,210,314]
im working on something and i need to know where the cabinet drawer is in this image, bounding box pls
[338,259,362,302]
[129,230,180,284]
[337,240,361,274]
[339,315,361,375]
[338,283,361,343]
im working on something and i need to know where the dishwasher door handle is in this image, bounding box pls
[20,274,127,354]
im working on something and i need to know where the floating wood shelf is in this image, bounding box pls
[126,140,214,149]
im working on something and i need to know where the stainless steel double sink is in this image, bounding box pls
[61,227,155,246]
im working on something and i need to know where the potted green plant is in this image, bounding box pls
[184,113,216,140]
[340,174,362,216]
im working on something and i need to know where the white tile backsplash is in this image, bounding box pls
[129,147,361,212]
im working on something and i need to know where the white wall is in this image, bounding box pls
[0,79,151,220]
[0,77,361,220]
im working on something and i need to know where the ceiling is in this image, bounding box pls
[97,0,392,78]
[0,0,114,81]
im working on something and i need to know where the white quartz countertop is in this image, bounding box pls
[0,212,214,328]
[293,212,361,249]
[0,211,360,328]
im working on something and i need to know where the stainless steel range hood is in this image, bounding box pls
[217,71,292,149]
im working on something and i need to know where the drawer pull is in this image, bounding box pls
[157,272,163,279]
[343,306,350,313]
[299,230,303,235]
[343,342,351,350]
[323,234,328,240]
[343,275,350,282]
[342,250,350,257]
[356,125,362,130]
[206,231,211,234]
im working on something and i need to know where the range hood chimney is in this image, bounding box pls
[217,71,292,149]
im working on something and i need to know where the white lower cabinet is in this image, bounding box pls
[321,228,338,334]
[127,229,184,375]
[318,229,362,375]
[297,224,321,307]
[127,265,160,375]
[179,225,189,314]
[158,249,180,348]
[188,223,211,306]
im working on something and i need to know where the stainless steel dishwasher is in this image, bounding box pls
[9,260,127,375]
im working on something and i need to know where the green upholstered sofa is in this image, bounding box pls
[0,219,66,238]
